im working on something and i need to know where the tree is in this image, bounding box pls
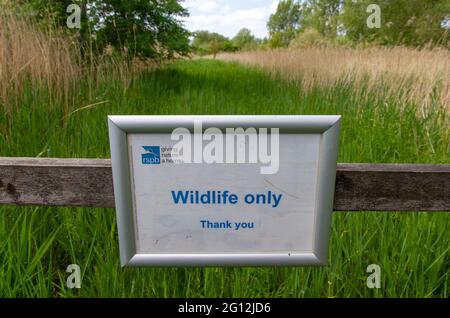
[18,0,191,59]
[92,0,191,58]
[267,0,449,48]
[341,0,450,46]
[267,0,302,47]
[300,0,343,38]
[232,28,257,50]
[191,30,236,55]
[289,27,328,48]
[268,32,284,48]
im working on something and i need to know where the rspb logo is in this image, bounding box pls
[142,146,161,164]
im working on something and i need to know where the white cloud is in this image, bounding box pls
[269,0,281,13]
[182,0,281,38]
[184,0,220,13]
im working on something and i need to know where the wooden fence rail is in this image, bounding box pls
[0,157,449,211]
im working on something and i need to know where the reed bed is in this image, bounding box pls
[216,47,450,115]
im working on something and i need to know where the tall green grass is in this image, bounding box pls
[0,59,448,297]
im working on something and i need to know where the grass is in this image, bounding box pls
[0,58,448,297]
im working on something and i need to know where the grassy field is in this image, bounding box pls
[0,57,448,297]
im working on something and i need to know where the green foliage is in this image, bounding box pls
[15,0,191,59]
[267,0,302,47]
[268,0,449,48]
[341,0,450,46]
[289,27,329,48]
[91,0,190,58]
[268,32,285,48]
[221,40,239,53]
[232,28,258,51]
[300,0,342,38]
[191,31,237,56]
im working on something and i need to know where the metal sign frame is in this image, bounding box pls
[108,115,341,267]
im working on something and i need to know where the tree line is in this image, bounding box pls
[8,0,191,59]
[193,0,449,55]
[5,0,449,60]
[267,0,449,48]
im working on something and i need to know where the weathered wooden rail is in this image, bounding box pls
[0,157,449,211]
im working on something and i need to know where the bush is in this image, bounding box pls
[289,28,329,48]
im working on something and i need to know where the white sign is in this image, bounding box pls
[108,115,340,266]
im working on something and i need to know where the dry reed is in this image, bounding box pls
[216,47,450,115]
[0,9,142,116]
[0,10,81,112]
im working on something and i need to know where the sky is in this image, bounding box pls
[181,0,281,39]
